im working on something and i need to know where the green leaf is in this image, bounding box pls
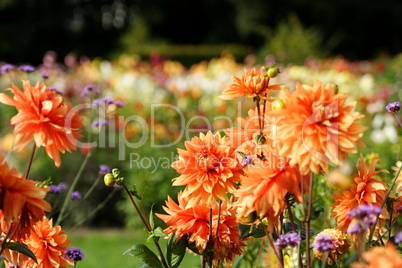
[171,239,187,268]
[149,204,156,230]
[238,223,266,240]
[137,265,152,268]
[232,254,244,268]
[124,243,163,268]
[6,242,37,263]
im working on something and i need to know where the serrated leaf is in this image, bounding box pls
[238,223,266,240]
[7,242,37,263]
[124,243,163,268]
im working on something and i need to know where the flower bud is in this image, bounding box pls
[266,67,280,78]
[271,99,285,110]
[255,134,266,145]
[104,173,115,187]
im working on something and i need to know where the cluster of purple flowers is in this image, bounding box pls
[386,102,401,113]
[18,64,35,73]
[48,86,63,94]
[93,97,124,107]
[99,165,111,175]
[346,204,382,234]
[0,64,14,74]
[71,191,82,200]
[64,247,85,262]
[81,84,101,97]
[274,232,301,249]
[49,183,68,194]
[395,231,402,244]
[92,119,109,128]
[313,233,336,252]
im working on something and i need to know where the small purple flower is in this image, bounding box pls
[386,102,401,113]
[81,84,100,97]
[41,72,50,79]
[241,155,253,167]
[0,64,14,74]
[99,165,111,175]
[71,191,82,200]
[395,205,402,214]
[49,182,68,194]
[58,183,68,191]
[48,86,63,94]
[93,97,114,106]
[92,119,109,128]
[64,247,85,262]
[114,100,125,107]
[313,233,336,252]
[274,233,301,249]
[18,64,35,73]
[347,204,382,219]
[395,231,402,243]
[346,204,382,234]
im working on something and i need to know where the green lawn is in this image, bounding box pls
[68,228,201,268]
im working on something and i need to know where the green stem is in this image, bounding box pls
[24,143,36,179]
[61,174,102,220]
[305,173,314,268]
[56,151,92,226]
[366,161,402,249]
[122,184,168,268]
[68,188,117,231]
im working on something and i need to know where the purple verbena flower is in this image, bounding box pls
[71,191,82,200]
[48,86,63,94]
[274,232,301,249]
[18,64,35,73]
[93,97,114,106]
[395,231,402,243]
[313,233,336,252]
[114,100,125,107]
[64,247,85,262]
[99,165,111,175]
[241,155,253,167]
[41,72,50,79]
[92,119,109,128]
[49,182,68,194]
[81,84,100,97]
[386,102,401,113]
[346,204,382,234]
[347,204,382,219]
[58,183,68,191]
[0,64,14,74]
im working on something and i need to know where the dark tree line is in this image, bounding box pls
[0,0,401,64]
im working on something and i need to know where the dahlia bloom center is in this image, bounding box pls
[198,153,223,172]
[244,75,268,94]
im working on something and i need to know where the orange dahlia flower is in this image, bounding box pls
[331,157,389,233]
[351,243,402,268]
[156,192,244,266]
[24,217,73,268]
[0,80,83,167]
[171,131,241,207]
[219,67,287,100]
[272,81,366,175]
[233,141,309,224]
[0,154,51,236]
